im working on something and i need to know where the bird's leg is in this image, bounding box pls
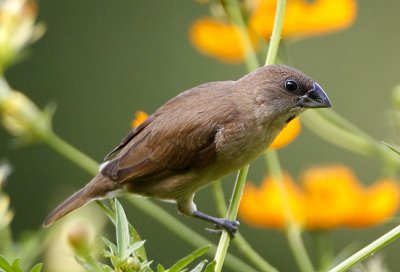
[177,196,239,238]
[192,210,239,238]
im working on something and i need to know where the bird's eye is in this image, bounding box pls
[285,79,299,92]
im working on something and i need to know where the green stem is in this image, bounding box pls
[127,196,257,272]
[265,151,315,272]
[265,0,286,65]
[329,224,400,272]
[312,231,334,272]
[225,0,260,70]
[212,183,278,272]
[43,131,98,175]
[302,110,400,168]
[214,165,249,272]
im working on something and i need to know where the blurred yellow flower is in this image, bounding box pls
[269,117,301,149]
[131,110,149,128]
[189,18,258,63]
[190,0,357,62]
[240,173,305,228]
[250,0,357,39]
[0,0,45,71]
[44,205,106,272]
[239,165,399,230]
[0,163,13,230]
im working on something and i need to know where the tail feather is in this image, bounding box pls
[43,175,118,227]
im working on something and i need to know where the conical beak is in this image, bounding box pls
[296,82,332,108]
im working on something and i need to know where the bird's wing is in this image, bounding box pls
[101,86,238,183]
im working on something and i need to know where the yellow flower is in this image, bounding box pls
[131,110,149,128]
[301,165,362,229]
[345,179,399,228]
[239,173,305,228]
[269,117,301,149]
[239,165,400,230]
[0,0,45,71]
[44,205,106,272]
[190,0,357,62]
[0,83,52,142]
[250,0,357,39]
[189,18,258,63]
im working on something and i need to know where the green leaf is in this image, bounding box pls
[29,263,43,272]
[129,224,147,260]
[127,240,146,257]
[382,141,400,155]
[157,264,166,272]
[190,260,208,272]
[101,236,118,254]
[114,199,130,260]
[204,260,216,272]
[11,259,22,272]
[167,245,211,272]
[0,255,13,271]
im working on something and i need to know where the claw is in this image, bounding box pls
[214,219,240,238]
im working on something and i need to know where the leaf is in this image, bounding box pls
[127,240,146,256]
[157,264,166,272]
[382,141,400,155]
[167,245,211,272]
[129,224,147,261]
[204,260,216,272]
[101,236,118,254]
[190,260,208,272]
[0,255,13,271]
[114,199,130,260]
[11,259,22,272]
[29,263,43,272]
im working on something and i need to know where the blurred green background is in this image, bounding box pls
[1,0,400,271]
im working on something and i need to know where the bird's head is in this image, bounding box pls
[239,64,331,123]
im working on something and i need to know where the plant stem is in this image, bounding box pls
[265,151,315,272]
[265,0,286,65]
[329,224,400,272]
[127,196,257,272]
[302,110,400,168]
[43,131,98,175]
[214,165,249,272]
[213,182,279,272]
[225,0,260,70]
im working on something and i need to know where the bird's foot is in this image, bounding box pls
[206,218,240,238]
[193,210,240,238]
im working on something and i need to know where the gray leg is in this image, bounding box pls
[177,195,240,238]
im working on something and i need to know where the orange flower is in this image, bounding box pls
[269,117,301,149]
[131,111,148,128]
[239,165,400,230]
[301,165,363,229]
[345,179,400,228]
[239,173,305,228]
[250,0,357,39]
[189,18,258,63]
[190,0,357,62]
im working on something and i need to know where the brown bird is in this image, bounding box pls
[43,65,331,236]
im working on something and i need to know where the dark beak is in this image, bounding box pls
[296,82,332,108]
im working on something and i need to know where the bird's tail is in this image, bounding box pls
[43,175,118,227]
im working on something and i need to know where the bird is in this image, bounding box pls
[43,64,331,237]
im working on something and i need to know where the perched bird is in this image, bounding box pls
[43,65,331,236]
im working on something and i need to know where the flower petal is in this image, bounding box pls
[131,111,149,129]
[239,174,305,228]
[250,0,357,39]
[301,165,362,229]
[269,117,301,149]
[345,179,400,227]
[189,18,258,63]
